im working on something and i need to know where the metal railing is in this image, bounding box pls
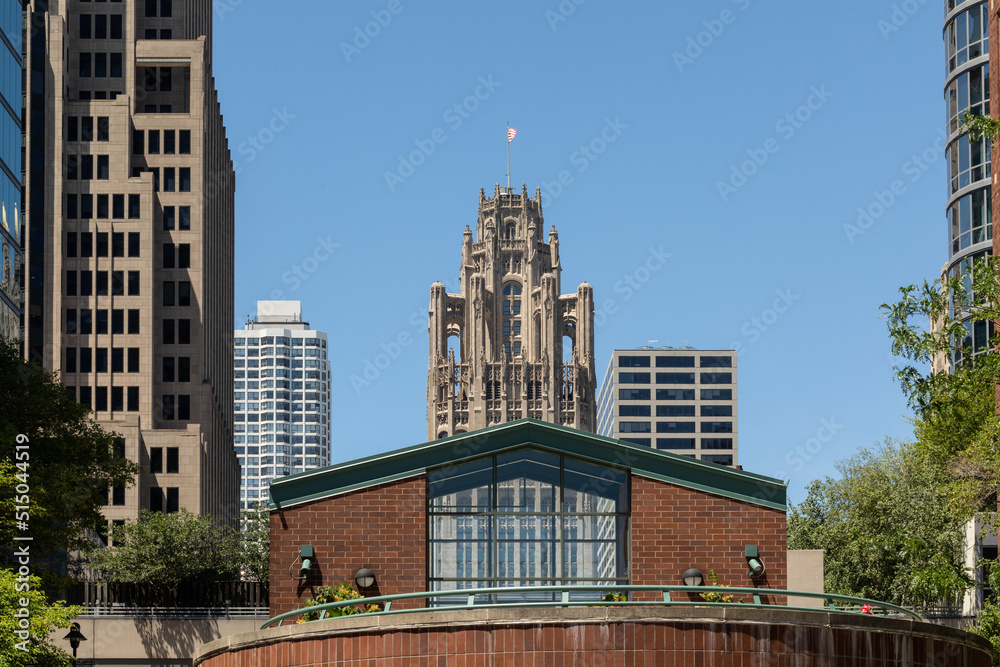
[261,585,922,629]
[80,604,269,619]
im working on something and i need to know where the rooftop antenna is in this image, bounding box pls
[506,123,517,192]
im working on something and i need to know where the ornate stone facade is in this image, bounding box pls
[427,184,596,439]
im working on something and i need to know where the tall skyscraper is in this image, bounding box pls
[596,347,738,466]
[21,0,238,523]
[0,1,20,343]
[234,301,331,511]
[427,184,596,439]
[943,1,992,361]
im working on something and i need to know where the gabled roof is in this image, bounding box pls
[268,419,786,511]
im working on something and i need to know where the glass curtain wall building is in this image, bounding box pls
[944,0,993,361]
[0,0,20,342]
[234,301,331,510]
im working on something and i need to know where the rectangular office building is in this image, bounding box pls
[597,348,737,466]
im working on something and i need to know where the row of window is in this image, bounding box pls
[162,281,191,307]
[235,413,327,424]
[161,394,191,420]
[149,487,179,514]
[235,445,326,457]
[66,231,140,258]
[234,369,328,380]
[235,337,326,347]
[619,421,734,434]
[144,0,174,18]
[619,404,732,417]
[133,129,192,155]
[618,355,732,368]
[235,401,327,413]
[619,437,734,450]
[162,318,191,345]
[161,356,191,382]
[79,52,123,78]
[949,186,991,256]
[66,308,140,335]
[79,14,123,40]
[162,205,192,230]
[235,348,326,358]
[149,447,179,474]
[70,384,139,412]
[619,372,732,384]
[65,270,138,297]
[945,3,988,74]
[162,243,191,269]
[67,154,110,180]
[234,379,326,390]
[68,116,110,142]
[66,346,139,374]
[618,388,733,401]
[133,166,192,192]
[66,193,141,219]
[946,62,989,135]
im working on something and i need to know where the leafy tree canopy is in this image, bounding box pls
[0,568,81,667]
[788,439,969,608]
[239,501,269,583]
[0,338,141,568]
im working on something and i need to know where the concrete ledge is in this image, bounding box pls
[193,606,993,665]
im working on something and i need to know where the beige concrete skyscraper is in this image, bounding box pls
[427,184,596,439]
[21,0,238,524]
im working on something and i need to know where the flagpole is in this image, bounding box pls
[506,122,511,192]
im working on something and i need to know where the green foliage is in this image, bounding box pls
[972,601,1000,666]
[0,339,142,567]
[787,439,970,608]
[601,591,627,603]
[0,568,81,667]
[699,570,745,604]
[238,501,270,583]
[85,509,240,591]
[961,111,1000,146]
[300,584,378,621]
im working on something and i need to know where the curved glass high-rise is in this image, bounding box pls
[0,0,21,342]
[944,0,992,360]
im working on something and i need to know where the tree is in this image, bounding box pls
[788,439,970,608]
[85,509,241,593]
[0,568,81,667]
[0,338,142,571]
[239,501,269,582]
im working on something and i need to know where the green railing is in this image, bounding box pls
[261,585,922,629]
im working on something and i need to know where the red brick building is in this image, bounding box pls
[267,419,787,617]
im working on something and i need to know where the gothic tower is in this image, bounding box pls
[427,184,596,439]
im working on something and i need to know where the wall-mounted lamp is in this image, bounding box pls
[355,567,376,589]
[682,568,704,587]
[745,545,765,578]
[288,545,315,580]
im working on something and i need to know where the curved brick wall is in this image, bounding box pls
[194,607,992,666]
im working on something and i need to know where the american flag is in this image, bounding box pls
[507,127,517,143]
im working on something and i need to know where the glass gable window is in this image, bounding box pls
[427,449,628,604]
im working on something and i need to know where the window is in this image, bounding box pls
[700,373,732,384]
[179,130,190,154]
[618,405,650,417]
[178,357,190,382]
[96,348,108,372]
[96,232,108,257]
[163,167,175,191]
[94,14,107,38]
[79,15,91,39]
[128,348,139,372]
[67,232,78,257]
[656,373,695,384]
[112,310,124,334]
[178,281,191,306]
[701,405,732,417]
[179,206,190,230]
[147,130,159,154]
[166,487,179,513]
[66,309,78,334]
[145,0,157,17]
[132,129,143,153]
[127,386,139,411]
[701,422,733,433]
[114,194,125,218]
[702,438,733,449]
[656,405,695,417]
[162,319,174,344]
[163,130,175,154]
[80,52,91,77]
[178,395,190,420]
[96,310,108,334]
[96,271,108,296]
[162,243,174,268]
[702,455,733,466]
[97,155,109,179]
[162,281,175,306]
[128,232,139,256]
[657,356,694,367]
[79,386,91,408]
[162,395,174,420]
[163,206,175,230]
[161,0,172,17]
[112,232,124,256]
[94,52,107,77]
[66,348,77,373]
[112,486,125,505]
[178,244,190,268]
[701,389,732,400]
[110,14,122,38]
[178,319,190,344]
[128,309,140,334]
[166,447,179,473]
[80,310,93,335]
[95,386,107,411]
[618,372,649,384]
[656,422,695,433]
[80,348,92,373]
[68,116,79,142]
[427,450,627,601]
[150,448,163,473]
[619,421,650,433]
[128,271,140,295]
[618,356,649,367]
[111,348,124,373]
[162,356,174,382]
[128,194,140,218]
[149,487,163,512]
[81,155,94,180]
[657,438,695,449]
[179,167,191,191]
[66,271,77,296]
[618,388,649,400]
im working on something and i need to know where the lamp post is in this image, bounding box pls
[63,623,87,664]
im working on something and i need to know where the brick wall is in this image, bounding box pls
[630,475,787,602]
[269,476,426,617]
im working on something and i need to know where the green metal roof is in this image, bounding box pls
[268,419,787,512]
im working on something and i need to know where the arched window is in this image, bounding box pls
[502,283,522,358]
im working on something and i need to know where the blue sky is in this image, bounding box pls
[213,0,946,505]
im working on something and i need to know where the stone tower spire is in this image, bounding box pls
[427,185,596,439]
